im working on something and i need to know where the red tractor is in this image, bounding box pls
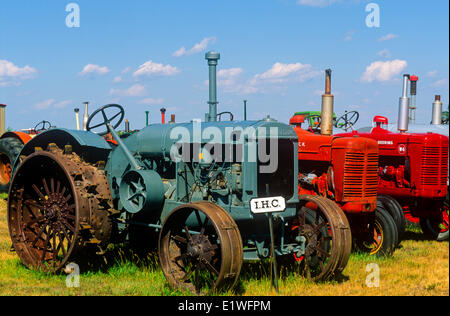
[289,70,400,256]
[335,75,449,241]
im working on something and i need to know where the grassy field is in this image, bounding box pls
[0,198,448,296]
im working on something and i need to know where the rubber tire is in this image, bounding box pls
[356,203,398,257]
[419,192,449,242]
[377,195,406,245]
[0,137,24,194]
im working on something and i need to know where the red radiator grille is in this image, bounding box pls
[421,146,448,186]
[343,153,379,199]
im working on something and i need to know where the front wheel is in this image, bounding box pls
[420,194,449,241]
[357,203,398,257]
[158,202,243,294]
[289,195,352,281]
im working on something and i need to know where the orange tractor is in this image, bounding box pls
[0,104,53,193]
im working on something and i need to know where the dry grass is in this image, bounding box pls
[0,199,448,296]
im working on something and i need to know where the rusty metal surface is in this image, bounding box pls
[7,144,113,272]
[158,201,243,294]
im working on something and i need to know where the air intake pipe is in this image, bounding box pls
[321,69,334,136]
[0,104,6,136]
[205,51,220,122]
[74,108,80,130]
[409,75,418,124]
[83,102,89,131]
[397,74,410,133]
[160,108,166,124]
[432,95,443,125]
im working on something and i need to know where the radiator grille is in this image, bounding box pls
[343,153,379,199]
[421,146,449,186]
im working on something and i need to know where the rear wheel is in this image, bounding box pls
[8,145,114,272]
[377,195,406,245]
[357,203,398,257]
[0,137,24,194]
[420,193,449,241]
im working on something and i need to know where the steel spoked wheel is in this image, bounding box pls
[8,145,113,272]
[159,202,243,294]
[290,195,351,281]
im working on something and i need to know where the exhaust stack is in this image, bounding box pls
[145,111,150,126]
[206,51,220,122]
[397,74,410,133]
[432,95,443,125]
[170,114,176,124]
[83,102,89,131]
[321,69,334,136]
[409,75,418,124]
[74,108,80,130]
[0,104,6,137]
[160,108,166,124]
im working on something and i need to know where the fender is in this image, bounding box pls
[1,131,33,144]
[13,128,112,171]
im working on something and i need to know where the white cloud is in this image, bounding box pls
[79,64,110,76]
[344,30,356,41]
[113,76,123,83]
[430,78,448,88]
[173,37,216,57]
[361,60,408,82]
[133,61,180,77]
[253,62,320,84]
[122,67,131,74]
[426,70,438,78]
[139,98,165,105]
[377,49,391,58]
[378,33,398,42]
[54,100,72,109]
[110,84,146,97]
[35,99,56,110]
[297,0,338,7]
[0,59,37,86]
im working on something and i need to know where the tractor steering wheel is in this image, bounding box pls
[34,121,52,133]
[217,111,234,122]
[335,111,360,131]
[306,115,322,133]
[86,104,125,136]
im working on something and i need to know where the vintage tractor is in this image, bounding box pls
[290,70,399,257]
[0,106,53,194]
[7,52,352,294]
[336,74,449,241]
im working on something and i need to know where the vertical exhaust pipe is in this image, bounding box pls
[160,108,166,124]
[432,95,443,125]
[170,114,176,124]
[244,100,248,121]
[125,119,130,132]
[398,74,410,133]
[0,104,6,137]
[321,69,334,136]
[206,51,220,122]
[83,102,89,131]
[409,75,418,123]
[74,108,80,130]
[145,111,150,126]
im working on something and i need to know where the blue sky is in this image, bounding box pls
[0,0,448,131]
